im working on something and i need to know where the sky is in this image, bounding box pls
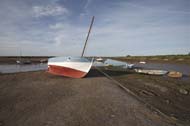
[0,0,189,56]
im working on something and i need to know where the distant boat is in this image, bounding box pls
[135,69,168,75]
[95,57,105,62]
[16,48,22,64]
[16,48,31,64]
[123,63,134,69]
[139,61,146,64]
[167,71,183,78]
[22,60,31,64]
[16,58,31,64]
[40,59,48,64]
[48,16,95,78]
[16,60,21,64]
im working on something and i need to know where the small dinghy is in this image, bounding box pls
[167,71,183,78]
[139,61,146,64]
[135,69,168,75]
[95,57,105,62]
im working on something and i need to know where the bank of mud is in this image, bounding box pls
[0,70,177,126]
[101,68,190,125]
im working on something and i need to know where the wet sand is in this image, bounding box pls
[0,69,176,126]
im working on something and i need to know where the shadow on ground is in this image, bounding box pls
[86,68,132,78]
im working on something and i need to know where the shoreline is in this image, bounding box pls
[0,55,190,65]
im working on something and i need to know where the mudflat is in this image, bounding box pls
[0,69,175,126]
[101,68,190,125]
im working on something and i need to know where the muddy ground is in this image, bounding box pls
[0,69,178,126]
[100,68,190,125]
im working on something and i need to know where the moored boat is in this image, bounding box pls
[135,69,168,75]
[48,57,93,78]
[167,71,183,78]
[139,61,146,64]
[95,57,105,62]
[47,16,95,78]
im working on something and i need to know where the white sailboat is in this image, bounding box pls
[47,16,95,78]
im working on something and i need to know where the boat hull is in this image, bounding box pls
[47,57,93,78]
[48,65,87,78]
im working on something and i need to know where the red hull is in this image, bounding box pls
[48,65,87,78]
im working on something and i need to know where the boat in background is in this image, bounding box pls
[16,59,31,64]
[47,16,95,78]
[135,69,168,75]
[139,61,146,64]
[167,71,183,78]
[123,63,134,69]
[16,48,31,64]
[95,57,105,62]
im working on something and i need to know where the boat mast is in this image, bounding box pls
[81,16,95,57]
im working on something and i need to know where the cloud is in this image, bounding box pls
[49,23,65,30]
[33,4,68,17]
[48,0,190,56]
[0,0,189,56]
[81,0,190,56]
[84,0,92,9]
[49,23,87,47]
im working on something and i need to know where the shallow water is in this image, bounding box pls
[0,64,48,73]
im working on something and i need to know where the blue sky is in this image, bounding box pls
[0,0,189,56]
